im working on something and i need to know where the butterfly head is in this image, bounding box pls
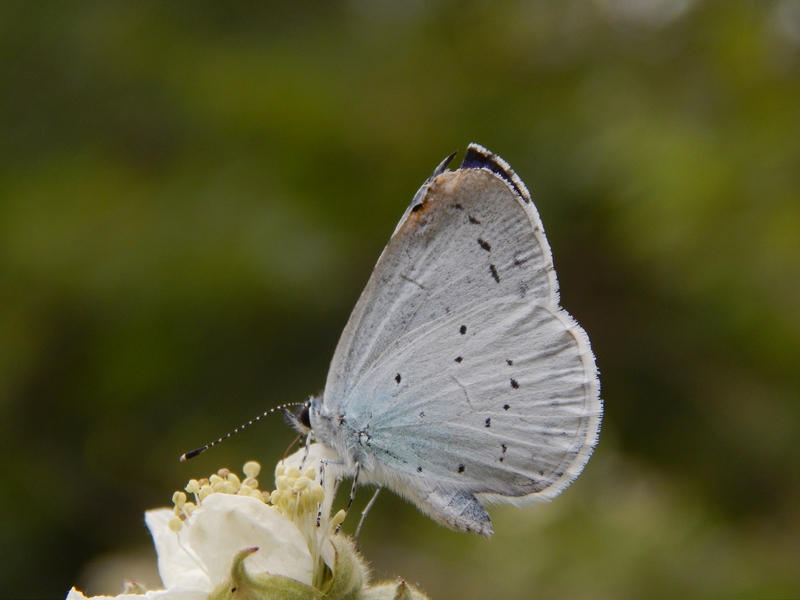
[285,397,314,435]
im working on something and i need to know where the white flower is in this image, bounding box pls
[67,444,342,600]
[67,442,429,600]
[150,494,317,588]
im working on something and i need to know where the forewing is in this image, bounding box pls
[324,146,559,410]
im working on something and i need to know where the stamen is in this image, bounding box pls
[330,509,346,530]
[243,461,261,479]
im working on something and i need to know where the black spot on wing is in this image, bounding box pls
[459,325,467,335]
[510,378,520,389]
[506,359,513,366]
[468,215,481,224]
[501,443,507,454]
[455,356,463,363]
[458,464,465,473]
[395,373,401,384]
[490,264,500,283]
[417,466,423,473]
[477,238,491,252]
[503,404,510,411]
[454,202,463,210]
[485,417,491,428]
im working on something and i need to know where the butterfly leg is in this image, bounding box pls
[354,487,381,545]
[318,459,346,532]
[317,458,344,528]
[298,431,312,471]
[334,461,361,534]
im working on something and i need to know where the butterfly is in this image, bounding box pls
[296,144,601,537]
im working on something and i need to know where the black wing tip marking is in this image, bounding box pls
[459,143,532,204]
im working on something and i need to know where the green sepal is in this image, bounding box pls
[206,539,427,600]
[209,547,324,600]
[320,535,369,600]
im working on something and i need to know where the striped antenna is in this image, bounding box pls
[180,401,309,461]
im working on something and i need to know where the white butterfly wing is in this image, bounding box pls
[325,146,559,402]
[315,144,601,535]
[347,298,597,496]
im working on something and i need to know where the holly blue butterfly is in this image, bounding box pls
[301,144,601,537]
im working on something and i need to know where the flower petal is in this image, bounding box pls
[144,509,211,591]
[186,494,314,586]
[66,585,208,600]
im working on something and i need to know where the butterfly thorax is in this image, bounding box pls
[308,398,377,476]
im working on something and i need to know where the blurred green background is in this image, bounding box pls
[1,1,799,598]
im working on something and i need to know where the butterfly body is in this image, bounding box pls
[307,144,601,537]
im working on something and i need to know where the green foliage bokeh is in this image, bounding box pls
[1,1,799,598]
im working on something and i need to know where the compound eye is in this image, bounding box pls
[299,405,311,429]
